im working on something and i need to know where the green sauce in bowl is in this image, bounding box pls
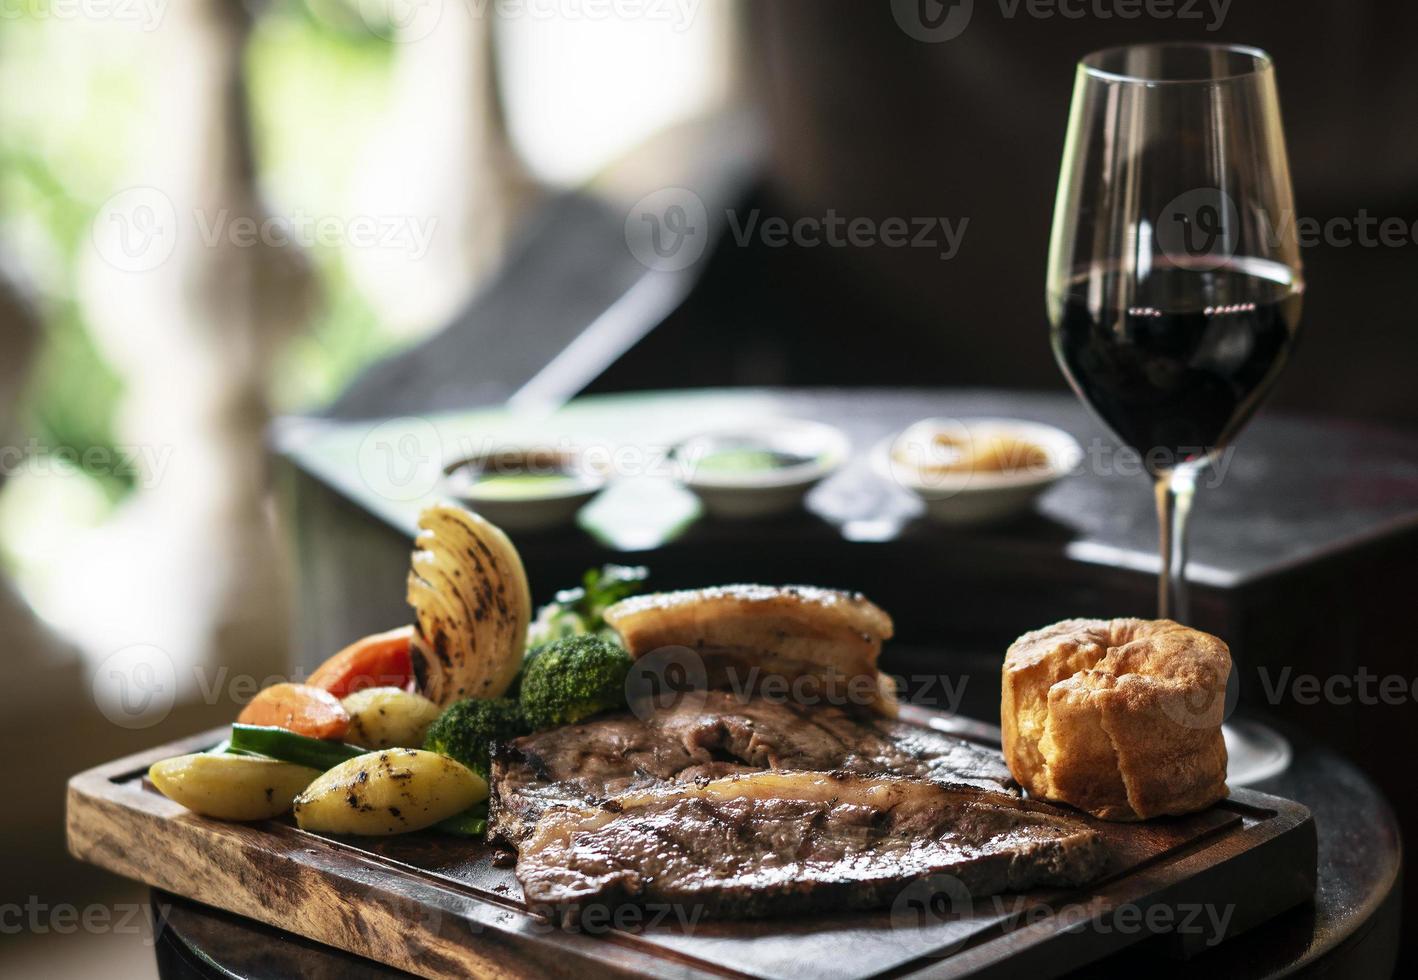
[695,448,819,474]
[670,420,850,519]
[465,471,584,500]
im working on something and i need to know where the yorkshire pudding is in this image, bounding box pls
[1001,618,1230,821]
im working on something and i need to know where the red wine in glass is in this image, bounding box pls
[1046,43,1305,622]
[1051,257,1302,472]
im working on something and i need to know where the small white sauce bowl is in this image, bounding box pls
[443,447,607,533]
[872,417,1082,525]
[672,420,850,520]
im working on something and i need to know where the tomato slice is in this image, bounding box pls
[307,625,415,698]
[236,683,350,740]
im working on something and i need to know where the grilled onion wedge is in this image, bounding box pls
[406,503,531,704]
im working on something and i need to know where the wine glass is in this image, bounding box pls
[1046,43,1302,783]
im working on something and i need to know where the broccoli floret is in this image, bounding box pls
[517,566,645,697]
[422,698,528,777]
[519,634,632,730]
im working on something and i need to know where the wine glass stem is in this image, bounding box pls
[1154,465,1198,622]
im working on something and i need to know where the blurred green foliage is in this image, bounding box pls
[0,21,138,502]
[0,1,403,511]
[248,3,400,409]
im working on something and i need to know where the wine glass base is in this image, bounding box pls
[1223,719,1292,786]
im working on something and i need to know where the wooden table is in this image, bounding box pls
[273,386,1417,967]
[142,712,1399,979]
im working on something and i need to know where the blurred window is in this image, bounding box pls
[0,0,728,635]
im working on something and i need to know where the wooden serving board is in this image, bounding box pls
[67,710,1316,980]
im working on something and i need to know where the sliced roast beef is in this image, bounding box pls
[516,771,1109,924]
[488,691,1016,845]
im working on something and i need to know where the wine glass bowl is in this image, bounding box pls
[1047,42,1304,622]
[1046,42,1303,787]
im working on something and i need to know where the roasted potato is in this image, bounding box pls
[342,687,441,749]
[149,753,321,821]
[293,749,486,836]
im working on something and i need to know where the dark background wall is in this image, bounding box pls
[593,1,1418,425]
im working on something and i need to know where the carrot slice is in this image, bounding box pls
[237,683,350,740]
[306,625,415,698]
